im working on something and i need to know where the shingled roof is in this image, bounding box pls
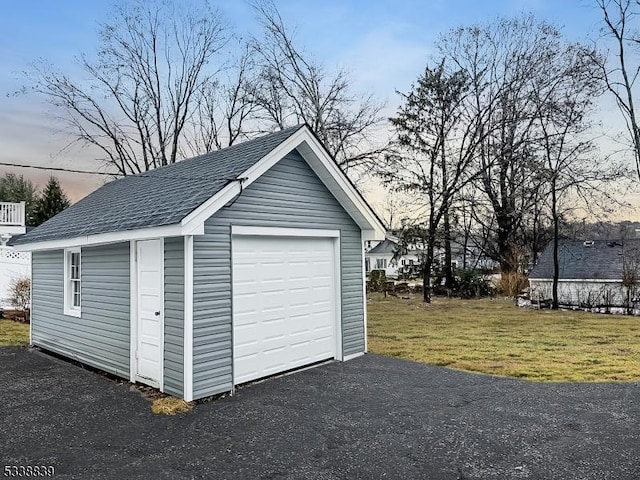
[367,238,397,255]
[529,239,640,280]
[13,126,304,245]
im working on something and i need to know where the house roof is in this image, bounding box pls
[367,238,397,255]
[6,227,34,246]
[14,126,304,246]
[14,125,386,250]
[529,239,640,280]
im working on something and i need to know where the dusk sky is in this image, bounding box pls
[0,0,630,216]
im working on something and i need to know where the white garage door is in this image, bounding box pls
[232,234,338,385]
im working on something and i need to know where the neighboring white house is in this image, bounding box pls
[365,234,499,278]
[529,239,640,312]
[0,202,30,309]
[365,238,421,277]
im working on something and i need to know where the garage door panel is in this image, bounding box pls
[232,234,338,385]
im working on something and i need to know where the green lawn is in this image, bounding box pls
[0,319,30,346]
[367,294,640,382]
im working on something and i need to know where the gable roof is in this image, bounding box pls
[15,125,386,250]
[529,239,640,280]
[367,238,397,255]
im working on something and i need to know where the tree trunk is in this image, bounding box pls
[423,236,435,304]
[443,210,454,294]
[496,215,517,273]
[531,198,540,267]
[551,184,560,310]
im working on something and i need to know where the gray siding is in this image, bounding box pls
[164,237,184,397]
[31,243,130,378]
[192,150,364,399]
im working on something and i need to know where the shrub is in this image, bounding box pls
[496,272,529,297]
[456,270,495,299]
[9,277,30,322]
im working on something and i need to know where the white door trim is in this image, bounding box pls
[230,228,343,386]
[130,238,165,391]
[333,235,343,361]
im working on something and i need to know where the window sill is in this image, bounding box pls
[64,308,81,318]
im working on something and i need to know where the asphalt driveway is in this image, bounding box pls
[1,347,639,480]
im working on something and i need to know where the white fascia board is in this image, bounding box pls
[180,126,387,240]
[529,278,621,283]
[13,223,204,252]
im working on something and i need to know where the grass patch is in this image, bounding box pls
[0,319,29,346]
[151,396,193,415]
[367,294,640,382]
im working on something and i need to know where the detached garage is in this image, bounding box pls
[14,125,385,401]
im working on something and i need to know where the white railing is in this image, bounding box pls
[0,202,26,226]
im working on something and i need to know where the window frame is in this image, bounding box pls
[64,247,82,317]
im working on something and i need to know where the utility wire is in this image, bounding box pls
[0,162,117,176]
[0,161,246,183]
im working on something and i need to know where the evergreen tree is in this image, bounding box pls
[0,173,39,224]
[32,177,70,226]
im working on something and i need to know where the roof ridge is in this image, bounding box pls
[139,125,306,178]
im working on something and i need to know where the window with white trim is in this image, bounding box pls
[375,258,387,269]
[64,248,81,317]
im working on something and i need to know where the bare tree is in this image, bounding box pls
[250,0,387,171]
[184,44,260,154]
[27,0,229,175]
[438,15,565,273]
[594,0,640,179]
[622,242,640,313]
[531,42,624,309]
[381,60,483,303]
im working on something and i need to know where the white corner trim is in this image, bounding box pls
[343,352,365,362]
[231,226,340,238]
[129,241,137,383]
[183,235,194,402]
[14,223,204,252]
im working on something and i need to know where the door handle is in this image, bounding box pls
[154,311,161,316]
